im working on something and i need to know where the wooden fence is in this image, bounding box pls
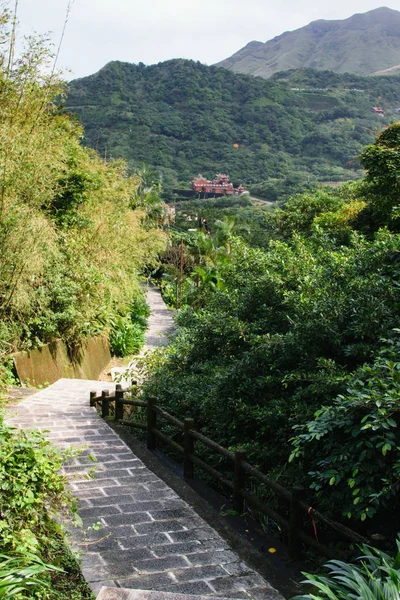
[90,385,370,559]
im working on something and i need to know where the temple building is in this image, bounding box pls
[191,174,247,195]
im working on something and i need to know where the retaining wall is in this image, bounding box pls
[13,335,111,386]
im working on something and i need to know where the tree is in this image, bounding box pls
[358,122,400,231]
[0,9,167,380]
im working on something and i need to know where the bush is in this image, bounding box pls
[131,294,151,328]
[110,315,146,357]
[0,412,93,598]
[0,418,75,554]
[290,334,400,522]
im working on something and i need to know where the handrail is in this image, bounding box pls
[242,461,292,502]
[189,453,234,490]
[153,405,184,429]
[189,429,235,460]
[90,386,371,558]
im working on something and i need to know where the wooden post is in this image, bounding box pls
[147,396,157,450]
[183,418,195,479]
[289,486,304,560]
[101,389,110,418]
[90,390,97,407]
[115,384,124,421]
[233,449,246,514]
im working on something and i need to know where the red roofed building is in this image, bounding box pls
[191,174,247,195]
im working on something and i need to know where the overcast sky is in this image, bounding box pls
[15,0,400,80]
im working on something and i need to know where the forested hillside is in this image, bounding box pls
[66,60,400,200]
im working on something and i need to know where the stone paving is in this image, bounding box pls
[6,379,283,599]
[143,284,175,351]
[111,284,175,385]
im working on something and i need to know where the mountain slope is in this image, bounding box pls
[66,60,400,199]
[216,7,400,79]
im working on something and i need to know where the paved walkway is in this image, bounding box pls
[143,284,175,351]
[6,379,282,599]
[110,285,175,385]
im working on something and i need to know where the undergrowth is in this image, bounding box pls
[0,414,93,598]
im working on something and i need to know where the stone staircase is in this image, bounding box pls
[5,379,284,600]
[6,287,286,600]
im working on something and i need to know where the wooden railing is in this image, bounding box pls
[90,385,370,559]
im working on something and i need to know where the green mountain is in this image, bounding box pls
[66,60,400,199]
[216,7,400,79]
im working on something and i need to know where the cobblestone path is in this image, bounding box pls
[6,379,282,599]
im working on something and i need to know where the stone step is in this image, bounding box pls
[6,379,284,599]
[96,589,230,600]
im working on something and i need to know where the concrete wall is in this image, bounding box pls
[13,335,111,387]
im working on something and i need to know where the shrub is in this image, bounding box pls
[290,335,400,522]
[109,315,146,357]
[0,417,75,554]
[130,294,151,329]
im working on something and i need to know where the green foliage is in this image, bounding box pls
[358,122,400,231]
[250,174,318,202]
[0,408,93,599]
[148,125,400,533]
[0,10,166,383]
[173,195,276,249]
[160,222,234,309]
[109,291,150,356]
[110,316,146,357]
[130,294,151,328]
[290,335,400,521]
[67,60,400,201]
[263,188,346,239]
[0,358,18,389]
[151,228,399,468]
[292,540,400,599]
[31,523,94,600]
[0,419,74,553]
[0,553,62,598]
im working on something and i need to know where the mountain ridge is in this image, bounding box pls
[216,7,400,79]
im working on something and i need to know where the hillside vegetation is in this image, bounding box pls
[0,10,169,598]
[216,7,400,79]
[145,123,400,540]
[66,59,400,200]
[0,19,166,386]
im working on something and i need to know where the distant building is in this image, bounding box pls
[191,174,247,195]
[372,106,385,116]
